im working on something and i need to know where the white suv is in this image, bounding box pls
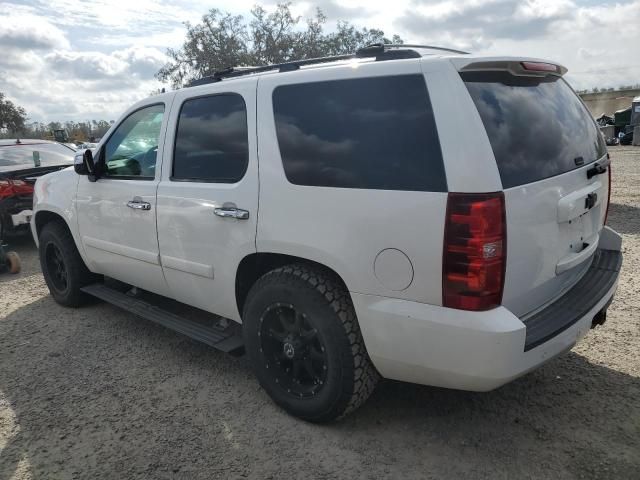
[31,45,622,422]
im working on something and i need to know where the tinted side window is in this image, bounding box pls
[173,94,248,183]
[272,75,446,192]
[104,104,164,179]
[461,72,607,188]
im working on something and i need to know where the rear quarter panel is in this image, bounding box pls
[256,59,450,303]
[420,57,502,193]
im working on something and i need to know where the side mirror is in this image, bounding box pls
[74,149,98,182]
[83,149,96,174]
[74,152,88,175]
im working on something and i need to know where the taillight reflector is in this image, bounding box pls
[521,61,559,73]
[0,180,13,199]
[0,179,34,199]
[443,192,506,311]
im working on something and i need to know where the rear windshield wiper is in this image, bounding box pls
[586,157,610,179]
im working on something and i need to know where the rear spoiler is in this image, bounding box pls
[459,60,567,77]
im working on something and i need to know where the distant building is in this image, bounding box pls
[579,88,640,117]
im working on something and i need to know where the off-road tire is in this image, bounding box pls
[39,221,98,307]
[243,263,379,422]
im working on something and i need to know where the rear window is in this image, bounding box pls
[0,143,75,168]
[173,94,248,183]
[272,75,446,192]
[461,71,606,188]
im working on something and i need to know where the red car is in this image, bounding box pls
[0,139,75,238]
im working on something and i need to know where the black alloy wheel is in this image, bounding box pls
[45,242,68,292]
[259,303,328,398]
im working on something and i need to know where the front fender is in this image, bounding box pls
[31,168,89,265]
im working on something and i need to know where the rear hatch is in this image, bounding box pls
[459,61,609,317]
[0,142,74,181]
[0,142,74,216]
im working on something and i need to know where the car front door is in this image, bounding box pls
[76,100,173,296]
[156,81,258,321]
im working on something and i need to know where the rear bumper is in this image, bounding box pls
[523,248,621,351]
[0,196,33,237]
[10,209,33,227]
[353,227,622,391]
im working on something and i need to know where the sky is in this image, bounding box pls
[1,0,639,123]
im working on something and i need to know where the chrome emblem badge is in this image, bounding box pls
[283,343,295,359]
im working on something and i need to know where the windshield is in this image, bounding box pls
[0,143,75,169]
[461,71,607,188]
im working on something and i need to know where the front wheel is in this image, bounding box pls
[39,222,98,307]
[243,264,379,422]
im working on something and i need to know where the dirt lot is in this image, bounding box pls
[1,147,638,479]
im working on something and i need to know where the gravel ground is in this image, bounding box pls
[1,146,638,480]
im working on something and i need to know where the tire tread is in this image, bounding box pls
[39,221,97,307]
[245,263,379,420]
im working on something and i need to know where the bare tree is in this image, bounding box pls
[156,3,403,88]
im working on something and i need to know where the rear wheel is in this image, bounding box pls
[243,264,379,422]
[39,221,98,307]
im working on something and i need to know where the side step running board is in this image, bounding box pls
[81,283,244,354]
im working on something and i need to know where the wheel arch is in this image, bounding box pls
[34,208,92,269]
[235,252,351,318]
[34,210,69,239]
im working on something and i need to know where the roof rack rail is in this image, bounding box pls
[189,53,355,86]
[188,43,468,87]
[383,44,470,55]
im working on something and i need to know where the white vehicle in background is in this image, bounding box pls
[30,44,622,422]
[76,142,98,151]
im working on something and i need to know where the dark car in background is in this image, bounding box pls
[0,139,75,238]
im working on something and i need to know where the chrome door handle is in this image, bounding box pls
[126,197,151,210]
[214,206,249,220]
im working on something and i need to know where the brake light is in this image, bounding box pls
[443,192,506,311]
[0,179,34,199]
[521,61,559,73]
[0,180,12,199]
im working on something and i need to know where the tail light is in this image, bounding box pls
[443,192,506,311]
[521,61,560,74]
[0,179,34,199]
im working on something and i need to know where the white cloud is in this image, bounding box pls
[0,0,638,122]
[0,5,168,122]
[0,13,70,50]
[44,47,166,82]
[45,51,130,80]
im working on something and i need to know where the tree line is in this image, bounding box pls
[24,120,115,143]
[0,115,114,143]
[1,93,114,142]
[576,84,640,95]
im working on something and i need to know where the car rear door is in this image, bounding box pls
[155,79,258,322]
[457,62,610,317]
